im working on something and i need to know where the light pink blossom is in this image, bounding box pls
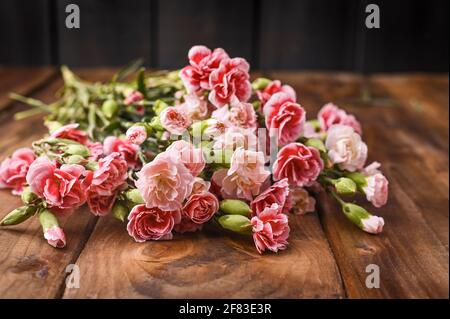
[362,162,388,208]
[361,215,385,234]
[180,45,229,93]
[209,58,252,107]
[135,153,194,211]
[318,103,362,134]
[251,203,290,254]
[44,226,66,248]
[178,94,209,121]
[165,140,205,176]
[124,90,144,105]
[127,204,181,242]
[273,143,323,187]
[212,148,270,201]
[182,192,219,224]
[0,148,36,195]
[160,107,191,135]
[263,92,306,145]
[212,101,257,130]
[191,177,211,195]
[325,124,367,172]
[126,126,147,145]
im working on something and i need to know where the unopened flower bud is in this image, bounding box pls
[39,209,66,248]
[251,78,271,90]
[218,215,252,234]
[65,154,85,165]
[148,116,164,131]
[153,99,169,115]
[341,203,384,234]
[125,189,145,204]
[102,100,119,119]
[65,144,90,157]
[333,177,357,196]
[0,205,37,226]
[21,187,39,204]
[220,199,251,216]
[112,201,130,222]
[345,172,368,188]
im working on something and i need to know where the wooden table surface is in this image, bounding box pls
[0,67,448,299]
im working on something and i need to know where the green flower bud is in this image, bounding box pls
[65,144,90,157]
[153,100,169,116]
[125,189,145,204]
[333,177,357,196]
[251,78,272,90]
[341,203,371,229]
[102,100,119,119]
[85,160,98,171]
[148,116,164,131]
[345,172,368,188]
[218,215,252,234]
[38,209,59,232]
[65,154,85,165]
[21,187,39,205]
[220,199,252,216]
[112,201,130,222]
[1,206,37,226]
[305,138,326,153]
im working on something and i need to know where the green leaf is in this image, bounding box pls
[305,138,326,153]
[113,58,144,82]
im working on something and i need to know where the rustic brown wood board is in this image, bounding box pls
[0,68,447,299]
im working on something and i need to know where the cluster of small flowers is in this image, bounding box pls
[0,45,388,254]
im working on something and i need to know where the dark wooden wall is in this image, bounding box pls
[1,0,448,72]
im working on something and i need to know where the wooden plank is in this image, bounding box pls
[56,0,152,67]
[0,0,52,65]
[259,0,358,70]
[0,69,116,298]
[0,67,56,111]
[157,0,255,69]
[268,71,448,298]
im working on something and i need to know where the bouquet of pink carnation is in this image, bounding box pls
[0,46,388,253]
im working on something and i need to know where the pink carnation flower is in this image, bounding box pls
[160,107,191,135]
[103,136,140,169]
[127,204,181,242]
[212,101,257,129]
[191,177,211,195]
[263,92,306,145]
[44,226,66,248]
[251,203,290,254]
[361,215,385,234]
[178,94,209,121]
[257,80,296,107]
[126,126,147,145]
[26,157,92,215]
[50,123,88,145]
[273,143,324,187]
[0,148,36,195]
[124,90,144,105]
[87,193,117,217]
[209,58,252,107]
[212,148,270,201]
[182,192,219,224]
[165,140,205,177]
[362,162,389,208]
[318,103,362,134]
[174,217,203,234]
[180,45,229,93]
[87,142,103,161]
[135,153,194,211]
[251,178,290,216]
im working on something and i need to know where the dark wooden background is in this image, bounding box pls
[0,0,449,73]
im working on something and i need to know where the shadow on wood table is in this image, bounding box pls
[0,67,448,298]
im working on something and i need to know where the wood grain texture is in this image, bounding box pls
[0,69,116,298]
[0,67,56,111]
[269,71,449,298]
[63,212,344,298]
